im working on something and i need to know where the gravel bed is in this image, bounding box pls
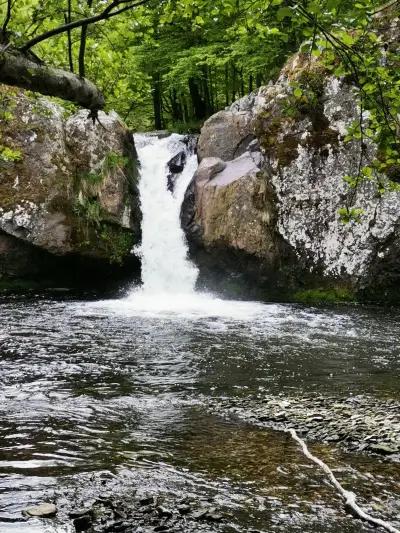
[206,393,400,458]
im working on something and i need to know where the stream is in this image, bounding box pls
[0,134,399,532]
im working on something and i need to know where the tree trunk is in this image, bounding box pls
[0,50,105,110]
[152,72,162,129]
[170,89,182,122]
[188,77,206,120]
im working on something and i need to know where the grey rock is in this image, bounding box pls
[0,87,140,278]
[23,502,57,517]
[182,50,400,302]
[197,111,255,162]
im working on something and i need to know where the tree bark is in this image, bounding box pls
[0,50,105,110]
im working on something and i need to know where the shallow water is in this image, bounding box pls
[0,293,399,532]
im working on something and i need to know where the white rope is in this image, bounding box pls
[287,428,400,533]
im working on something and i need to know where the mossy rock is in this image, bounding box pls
[0,85,141,277]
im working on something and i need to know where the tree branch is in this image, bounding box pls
[1,0,13,37]
[0,49,105,110]
[287,429,400,533]
[65,0,74,73]
[78,0,93,78]
[19,0,150,53]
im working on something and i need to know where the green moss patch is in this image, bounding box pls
[293,287,355,304]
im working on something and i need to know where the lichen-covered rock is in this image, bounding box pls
[183,52,400,303]
[197,94,263,162]
[0,85,140,280]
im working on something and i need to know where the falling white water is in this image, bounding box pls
[133,134,199,294]
[86,132,269,319]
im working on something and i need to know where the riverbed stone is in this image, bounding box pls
[23,502,57,517]
[206,393,400,458]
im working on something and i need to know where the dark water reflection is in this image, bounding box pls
[0,296,399,531]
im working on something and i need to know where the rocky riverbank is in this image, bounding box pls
[206,393,400,459]
[181,15,400,304]
[0,85,141,285]
[17,472,227,533]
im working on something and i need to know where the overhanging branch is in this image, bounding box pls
[0,49,105,110]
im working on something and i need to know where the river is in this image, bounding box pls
[0,135,399,533]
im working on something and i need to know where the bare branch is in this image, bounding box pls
[1,0,13,37]
[287,429,400,533]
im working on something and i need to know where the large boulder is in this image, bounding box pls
[197,94,263,162]
[182,49,400,302]
[0,85,140,283]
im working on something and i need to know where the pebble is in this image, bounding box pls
[23,502,57,517]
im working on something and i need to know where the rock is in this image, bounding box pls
[0,84,141,283]
[197,93,263,162]
[138,495,154,506]
[368,443,399,455]
[196,157,227,183]
[168,150,186,174]
[192,508,208,519]
[73,514,93,532]
[182,50,400,303]
[157,505,173,517]
[69,508,94,519]
[177,504,191,515]
[207,393,400,458]
[206,510,223,521]
[167,150,186,192]
[23,502,57,517]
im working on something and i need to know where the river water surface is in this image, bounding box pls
[0,294,400,532]
[1,134,399,532]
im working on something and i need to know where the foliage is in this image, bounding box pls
[103,151,128,172]
[74,196,102,226]
[80,170,103,184]
[99,225,134,264]
[0,143,22,163]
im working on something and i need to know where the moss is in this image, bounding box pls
[0,144,23,163]
[256,111,300,168]
[99,224,134,264]
[293,287,355,304]
[255,61,339,169]
[30,100,55,119]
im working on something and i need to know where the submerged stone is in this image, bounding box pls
[23,502,57,517]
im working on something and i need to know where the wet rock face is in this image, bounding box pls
[183,55,400,302]
[0,85,140,280]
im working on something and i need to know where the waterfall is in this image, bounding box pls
[98,132,264,318]
[132,133,199,294]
